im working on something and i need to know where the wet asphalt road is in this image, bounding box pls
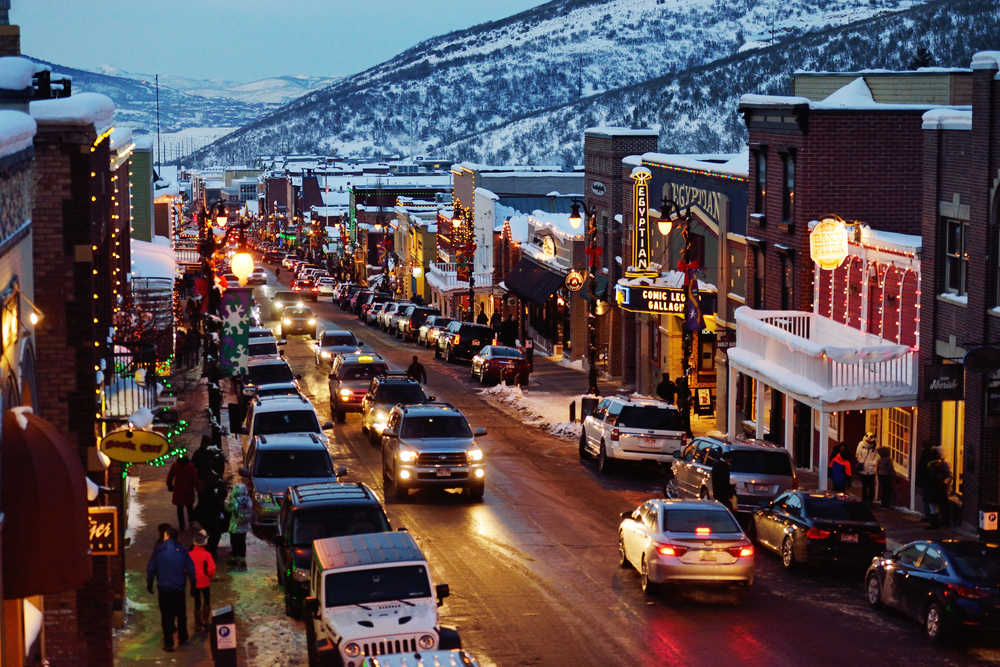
[252,274,1000,667]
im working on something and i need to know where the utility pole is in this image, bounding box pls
[155,74,161,171]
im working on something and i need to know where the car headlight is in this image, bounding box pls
[398,450,417,463]
[467,448,484,461]
[339,388,352,398]
[282,318,291,325]
[292,568,310,582]
[308,319,316,325]
[320,351,332,359]
[417,634,435,650]
[344,642,361,658]
[376,410,388,423]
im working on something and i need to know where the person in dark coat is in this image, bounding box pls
[829,443,853,492]
[675,375,692,437]
[925,446,953,529]
[192,473,227,557]
[914,441,934,521]
[191,436,225,482]
[655,373,677,405]
[501,316,518,348]
[490,309,502,337]
[407,356,427,385]
[147,527,196,652]
[711,450,736,510]
[167,456,202,532]
[476,304,489,325]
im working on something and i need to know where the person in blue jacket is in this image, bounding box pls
[147,527,197,652]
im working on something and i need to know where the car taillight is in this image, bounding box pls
[806,527,831,540]
[611,429,619,442]
[679,434,688,450]
[453,335,460,344]
[871,532,886,544]
[948,584,990,599]
[727,545,754,558]
[656,543,688,557]
[793,475,799,490]
[312,287,318,291]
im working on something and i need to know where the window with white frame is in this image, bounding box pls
[944,218,967,295]
[867,408,911,477]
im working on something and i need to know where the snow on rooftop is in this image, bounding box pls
[109,126,133,152]
[745,77,966,112]
[642,150,749,178]
[30,92,114,134]
[971,51,1000,71]
[740,93,811,107]
[0,111,35,159]
[529,210,585,240]
[922,108,972,131]
[584,126,659,137]
[131,239,176,279]
[0,57,37,91]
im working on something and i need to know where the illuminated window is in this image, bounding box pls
[940,400,964,495]
[754,151,766,215]
[944,218,967,295]
[869,408,912,476]
[781,152,795,221]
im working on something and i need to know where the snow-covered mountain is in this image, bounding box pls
[189,0,934,165]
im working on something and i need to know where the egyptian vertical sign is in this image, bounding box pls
[220,287,251,378]
[628,167,653,277]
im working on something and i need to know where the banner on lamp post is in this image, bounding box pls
[220,287,251,378]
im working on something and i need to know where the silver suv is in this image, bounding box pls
[380,403,486,502]
[580,395,685,474]
[665,437,797,512]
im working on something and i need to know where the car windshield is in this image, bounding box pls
[663,509,741,534]
[376,385,426,406]
[324,564,431,607]
[803,497,877,522]
[253,410,320,435]
[321,333,356,347]
[291,508,390,545]
[617,406,681,430]
[400,415,472,439]
[946,543,1000,583]
[430,318,452,328]
[273,292,299,303]
[255,386,299,398]
[490,347,523,359]
[286,308,312,317]
[253,450,333,478]
[729,450,794,476]
[340,363,389,381]
[248,364,294,385]
[249,342,278,357]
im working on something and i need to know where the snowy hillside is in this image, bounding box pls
[190,0,926,165]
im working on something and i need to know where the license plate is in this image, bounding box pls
[472,340,480,346]
[642,438,658,448]
[841,534,858,543]
[436,468,452,477]
[753,483,769,493]
[700,551,718,562]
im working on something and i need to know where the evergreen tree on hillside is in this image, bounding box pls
[908,46,934,69]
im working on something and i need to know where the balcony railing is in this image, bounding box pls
[732,308,917,397]
[103,342,159,420]
[427,263,494,292]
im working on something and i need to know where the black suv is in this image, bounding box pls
[237,357,298,407]
[271,481,391,617]
[271,291,304,320]
[435,321,495,363]
[338,284,364,310]
[361,372,432,445]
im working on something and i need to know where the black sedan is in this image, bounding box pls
[866,540,1000,642]
[751,491,885,569]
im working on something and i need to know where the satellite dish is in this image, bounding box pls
[963,346,1000,374]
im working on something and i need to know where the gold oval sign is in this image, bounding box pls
[99,427,171,463]
[810,217,849,271]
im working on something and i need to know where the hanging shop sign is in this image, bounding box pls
[627,167,656,278]
[99,427,170,463]
[922,364,964,402]
[591,181,607,196]
[88,506,118,556]
[565,270,586,291]
[810,217,849,271]
[614,283,685,314]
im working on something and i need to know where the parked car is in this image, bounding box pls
[618,498,754,599]
[361,372,430,444]
[329,353,390,421]
[378,302,405,332]
[240,393,333,459]
[665,437,797,511]
[270,291,303,320]
[386,302,413,335]
[291,279,319,302]
[470,345,530,385]
[249,326,275,340]
[282,254,298,269]
[252,382,301,400]
[314,329,362,365]
[380,402,486,501]
[272,481,391,617]
[417,315,453,348]
[396,305,441,341]
[316,276,336,296]
[580,395,685,474]
[865,540,1000,642]
[751,491,885,569]
[280,306,317,338]
[338,283,364,309]
[350,290,374,315]
[248,335,284,360]
[360,293,393,321]
[239,433,343,539]
[237,357,297,406]
[435,321,495,363]
[264,250,283,264]
[365,302,387,326]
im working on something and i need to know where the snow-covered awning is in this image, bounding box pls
[30,92,115,135]
[0,110,35,159]
[131,238,176,280]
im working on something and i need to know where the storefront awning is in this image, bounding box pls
[503,258,565,307]
[2,408,92,599]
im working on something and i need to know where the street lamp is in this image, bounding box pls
[570,198,602,395]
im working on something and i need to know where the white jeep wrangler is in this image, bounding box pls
[304,531,460,667]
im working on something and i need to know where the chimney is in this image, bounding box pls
[0,1,19,57]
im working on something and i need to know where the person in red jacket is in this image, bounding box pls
[188,530,216,631]
[166,456,201,531]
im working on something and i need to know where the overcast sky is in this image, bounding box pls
[12,0,549,81]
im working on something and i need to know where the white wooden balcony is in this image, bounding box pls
[425,262,495,294]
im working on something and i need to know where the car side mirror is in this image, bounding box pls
[435,583,450,606]
[427,396,436,402]
[271,534,285,547]
[620,511,632,520]
[357,341,364,346]
[882,550,893,559]
[238,467,250,477]
[474,427,487,437]
[277,340,287,346]
[304,596,320,616]
[382,429,397,438]
[323,421,334,430]
[671,450,681,459]
[335,466,348,478]
[295,374,303,381]
[396,526,408,532]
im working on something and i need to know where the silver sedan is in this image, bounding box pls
[618,499,754,600]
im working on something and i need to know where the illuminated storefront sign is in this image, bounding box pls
[627,167,656,278]
[810,216,849,270]
[615,284,685,314]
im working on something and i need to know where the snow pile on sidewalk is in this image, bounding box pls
[479,382,589,440]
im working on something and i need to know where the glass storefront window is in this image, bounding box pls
[940,400,964,495]
[866,408,913,478]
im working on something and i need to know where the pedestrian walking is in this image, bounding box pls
[191,435,225,481]
[407,355,427,385]
[490,309,502,338]
[501,316,518,348]
[166,456,201,532]
[676,375,692,437]
[147,527,196,652]
[226,483,253,568]
[856,432,878,505]
[188,530,216,632]
[915,441,934,521]
[655,373,676,405]
[476,304,489,325]
[276,266,281,279]
[829,443,853,492]
[925,446,953,529]
[711,450,737,511]
[192,473,227,557]
[876,446,896,508]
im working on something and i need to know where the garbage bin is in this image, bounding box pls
[580,396,600,419]
[210,605,237,667]
[980,504,1000,543]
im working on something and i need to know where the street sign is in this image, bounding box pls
[99,427,170,463]
[88,506,118,555]
[981,510,999,531]
[216,623,237,650]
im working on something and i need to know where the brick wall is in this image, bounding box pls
[0,25,19,57]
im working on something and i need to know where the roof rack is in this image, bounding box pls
[377,370,413,379]
[403,402,458,413]
[253,393,310,407]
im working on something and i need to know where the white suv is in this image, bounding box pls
[240,394,334,459]
[579,395,686,474]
